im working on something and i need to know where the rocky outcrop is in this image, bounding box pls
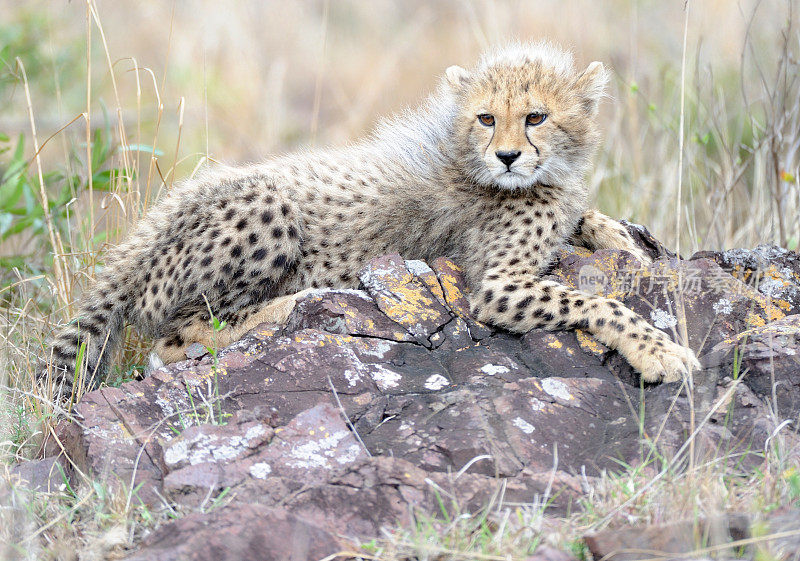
[584,509,800,561]
[32,239,800,560]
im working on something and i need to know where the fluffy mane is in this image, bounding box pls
[366,79,460,181]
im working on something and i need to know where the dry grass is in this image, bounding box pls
[1,0,799,558]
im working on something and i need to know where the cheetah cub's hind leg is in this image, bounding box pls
[573,209,652,265]
[472,274,700,383]
[151,288,317,367]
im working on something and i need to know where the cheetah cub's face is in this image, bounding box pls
[447,43,609,190]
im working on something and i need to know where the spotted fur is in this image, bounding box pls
[46,41,699,394]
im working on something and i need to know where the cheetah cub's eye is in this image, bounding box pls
[526,113,547,127]
[477,114,495,127]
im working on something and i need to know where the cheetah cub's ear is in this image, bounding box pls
[445,65,471,90]
[574,61,610,116]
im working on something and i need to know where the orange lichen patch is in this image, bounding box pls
[153,369,175,383]
[254,325,279,339]
[290,330,354,348]
[633,263,787,325]
[182,365,215,384]
[117,423,132,439]
[544,334,563,349]
[745,312,767,328]
[773,298,794,312]
[557,273,579,290]
[416,271,447,306]
[745,291,787,323]
[727,264,752,284]
[190,365,229,382]
[765,303,787,321]
[724,264,795,312]
[733,315,800,341]
[437,271,467,306]
[559,246,592,259]
[375,275,443,328]
[335,301,378,331]
[575,329,606,356]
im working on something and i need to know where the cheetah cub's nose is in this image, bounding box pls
[495,150,521,168]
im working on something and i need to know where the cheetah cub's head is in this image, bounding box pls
[447,42,608,191]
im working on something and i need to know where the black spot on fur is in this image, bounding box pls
[517,296,534,309]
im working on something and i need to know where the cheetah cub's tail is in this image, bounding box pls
[44,260,135,399]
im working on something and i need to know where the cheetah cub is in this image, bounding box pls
[46,41,699,394]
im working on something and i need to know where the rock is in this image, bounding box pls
[552,251,786,352]
[692,245,800,315]
[286,288,415,342]
[704,314,800,419]
[526,546,579,561]
[7,456,69,493]
[124,503,341,561]
[358,253,453,347]
[583,515,746,561]
[162,403,368,507]
[584,510,800,561]
[184,342,209,360]
[622,220,679,260]
[46,239,800,559]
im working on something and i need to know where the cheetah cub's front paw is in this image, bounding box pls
[629,337,701,383]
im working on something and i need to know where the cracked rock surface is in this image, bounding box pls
[35,239,800,560]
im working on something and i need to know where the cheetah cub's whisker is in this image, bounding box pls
[45,41,699,395]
